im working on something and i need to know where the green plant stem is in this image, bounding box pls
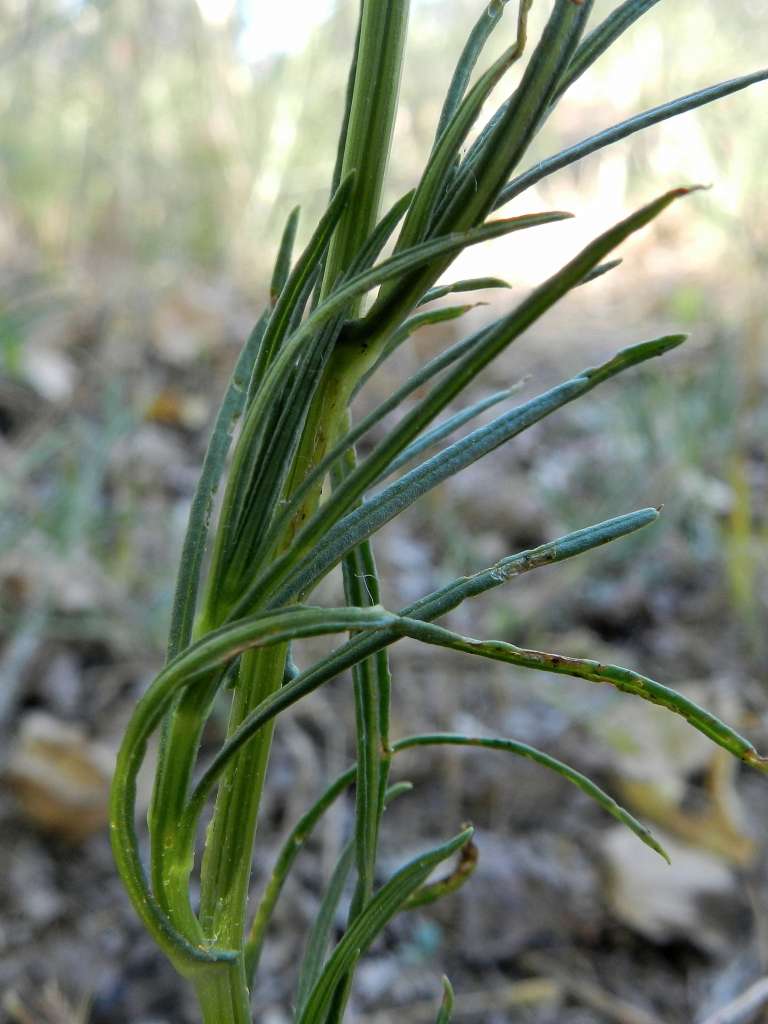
[199,644,286,952]
[192,962,252,1024]
[321,0,410,294]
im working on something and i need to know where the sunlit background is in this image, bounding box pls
[1,2,767,1022]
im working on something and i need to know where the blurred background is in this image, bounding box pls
[1,1,767,1021]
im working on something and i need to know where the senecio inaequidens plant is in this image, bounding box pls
[110,2,768,1021]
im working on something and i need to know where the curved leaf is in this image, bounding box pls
[165,310,268,661]
[418,275,510,306]
[433,0,514,147]
[403,835,479,909]
[396,622,768,769]
[295,828,474,1024]
[393,733,668,862]
[110,605,398,970]
[187,509,664,814]
[295,781,412,1011]
[244,766,356,984]
[436,977,455,1024]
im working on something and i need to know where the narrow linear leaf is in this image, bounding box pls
[392,733,669,862]
[397,622,768,770]
[418,276,510,306]
[249,173,354,396]
[308,3,364,312]
[268,336,686,606]
[296,839,356,1016]
[496,68,768,208]
[295,828,474,1024]
[271,206,301,305]
[337,527,389,916]
[379,387,518,481]
[165,311,268,660]
[405,508,661,620]
[295,781,412,1012]
[436,977,455,1024]
[188,510,666,815]
[244,766,356,984]
[433,0,512,147]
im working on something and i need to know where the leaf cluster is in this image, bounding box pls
[109,3,767,1021]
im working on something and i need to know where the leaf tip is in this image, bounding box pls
[670,183,711,199]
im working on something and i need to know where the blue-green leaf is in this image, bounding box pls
[434,0,513,147]
[270,206,301,306]
[241,189,690,616]
[418,276,510,306]
[379,387,517,481]
[268,336,686,606]
[393,733,668,862]
[187,509,666,813]
[496,68,768,208]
